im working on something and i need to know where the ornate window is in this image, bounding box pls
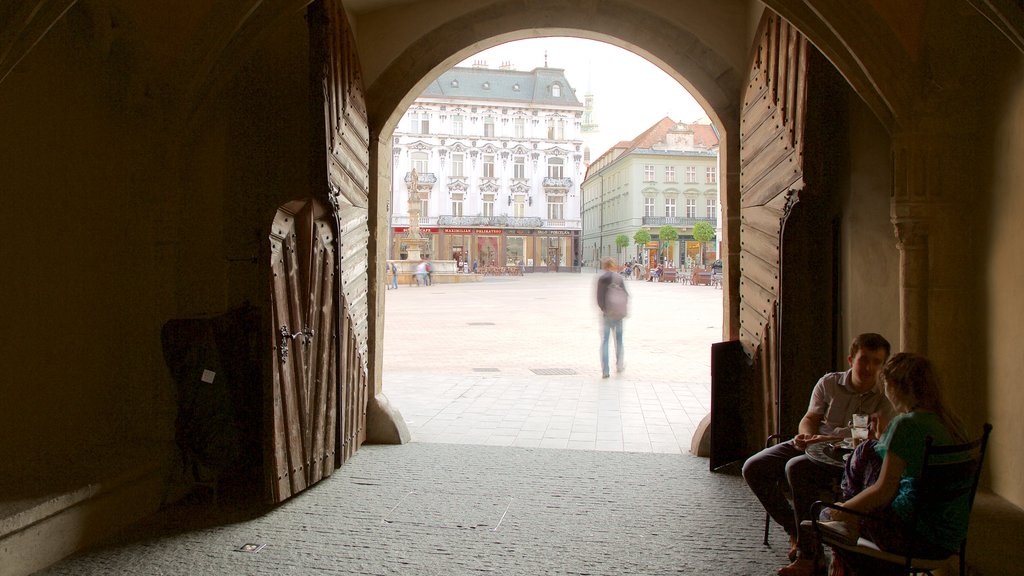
[644,197,655,217]
[514,156,526,179]
[412,151,429,174]
[665,166,676,182]
[706,166,717,183]
[547,196,564,220]
[514,196,526,218]
[483,154,495,178]
[706,197,717,218]
[685,166,697,183]
[450,153,464,177]
[644,165,655,182]
[483,194,495,217]
[552,83,561,97]
[686,198,696,218]
[410,111,429,134]
[484,116,495,137]
[665,198,676,218]
[547,157,564,178]
[514,117,525,138]
[452,114,464,136]
[451,194,463,217]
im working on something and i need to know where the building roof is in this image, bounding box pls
[586,117,719,178]
[421,66,582,107]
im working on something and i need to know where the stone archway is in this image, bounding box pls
[358,3,751,422]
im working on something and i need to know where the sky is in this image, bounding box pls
[457,37,708,158]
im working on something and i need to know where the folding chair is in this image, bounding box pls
[809,423,992,576]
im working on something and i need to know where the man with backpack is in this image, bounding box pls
[596,257,629,379]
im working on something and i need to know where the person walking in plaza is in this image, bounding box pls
[741,332,897,576]
[389,262,398,290]
[596,257,628,379]
[424,257,433,286]
[414,260,427,287]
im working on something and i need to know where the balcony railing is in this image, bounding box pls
[642,216,718,227]
[544,219,581,228]
[542,176,573,189]
[403,172,437,185]
[437,215,543,227]
[392,215,437,227]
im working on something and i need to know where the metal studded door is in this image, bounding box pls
[267,0,370,503]
[268,199,339,501]
[711,10,809,469]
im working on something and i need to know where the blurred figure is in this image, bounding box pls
[596,257,628,378]
[390,262,398,290]
[414,260,427,287]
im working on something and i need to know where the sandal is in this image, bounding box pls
[777,558,819,576]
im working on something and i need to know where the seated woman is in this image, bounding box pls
[824,353,968,576]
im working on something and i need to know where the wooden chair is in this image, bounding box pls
[808,423,992,576]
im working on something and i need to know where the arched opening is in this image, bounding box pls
[377,35,727,451]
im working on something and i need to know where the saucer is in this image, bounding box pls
[834,440,855,452]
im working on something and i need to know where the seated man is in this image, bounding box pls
[742,332,896,576]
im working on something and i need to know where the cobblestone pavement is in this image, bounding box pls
[37,444,793,576]
[39,273,806,575]
[383,272,723,453]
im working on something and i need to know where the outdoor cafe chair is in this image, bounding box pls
[807,423,992,576]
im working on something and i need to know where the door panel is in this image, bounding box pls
[265,0,371,503]
[710,10,809,468]
[269,199,337,500]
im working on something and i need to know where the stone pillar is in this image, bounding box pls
[892,216,929,354]
[891,133,934,355]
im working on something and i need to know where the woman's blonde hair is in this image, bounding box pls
[881,352,966,443]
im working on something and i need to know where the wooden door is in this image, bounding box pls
[268,199,338,500]
[266,0,370,504]
[710,11,809,469]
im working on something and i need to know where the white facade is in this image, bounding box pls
[390,66,586,269]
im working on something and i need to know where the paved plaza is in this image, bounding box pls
[382,271,724,453]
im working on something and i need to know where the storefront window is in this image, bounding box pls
[506,237,525,265]
[477,236,499,266]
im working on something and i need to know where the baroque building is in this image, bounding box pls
[391,64,585,271]
[581,118,720,268]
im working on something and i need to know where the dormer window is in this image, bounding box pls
[482,81,490,90]
[551,83,561,97]
[451,79,459,88]
[513,83,520,91]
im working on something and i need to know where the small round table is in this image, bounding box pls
[806,441,849,470]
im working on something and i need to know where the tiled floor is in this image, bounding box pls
[382,271,722,454]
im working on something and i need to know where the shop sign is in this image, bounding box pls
[546,230,574,236]
[394,227,439,233]
[442,227,503,234]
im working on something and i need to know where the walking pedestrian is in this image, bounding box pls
[596,257,628,378]
[390,262,398,290]
[414,260,427,286]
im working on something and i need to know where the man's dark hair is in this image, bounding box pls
[849,332,891,359]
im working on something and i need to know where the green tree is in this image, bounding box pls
[633,229,651,260]
[692,221,716,266]
[658,225,679,264]
[615,234,630,258]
